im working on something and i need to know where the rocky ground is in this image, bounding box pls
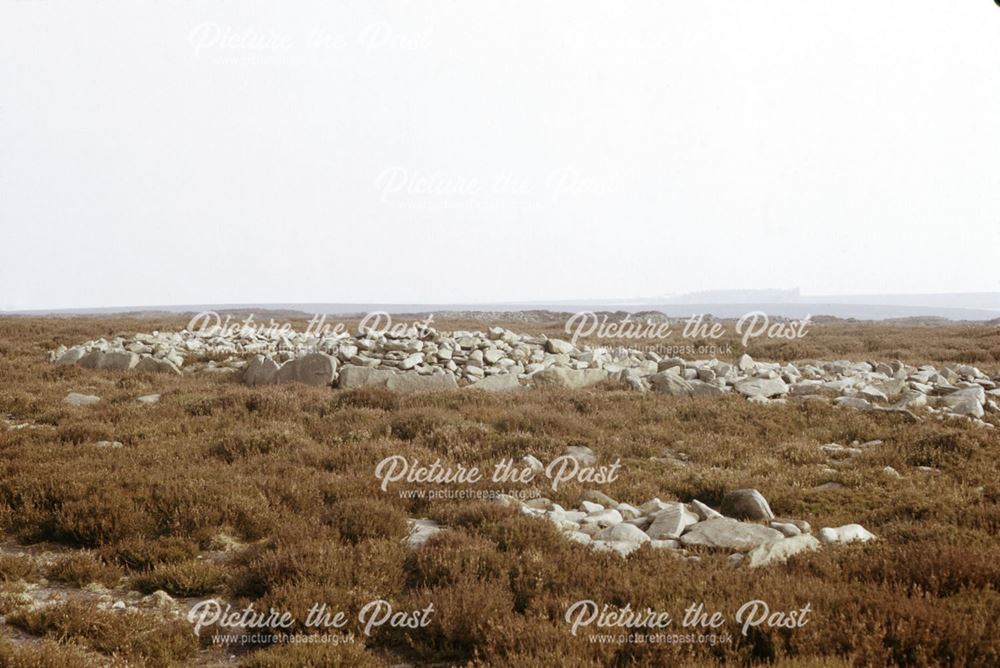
[0,316,998,666]
[51,322,1000,427]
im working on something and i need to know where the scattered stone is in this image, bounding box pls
[522,455,544,473]
[140,590,176,610]
[406,519,443,548]
[564,445,596,466]
[93,441,124,449]
[63,392,100,407]
[136,394,161,405]
[817,524,876,544]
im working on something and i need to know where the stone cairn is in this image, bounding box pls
[50,323,997,425]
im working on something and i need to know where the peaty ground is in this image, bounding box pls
[0,316,998,667]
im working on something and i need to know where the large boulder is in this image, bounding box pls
[734,377,788,398]
[77,350,104,369]
[680,518,784,551]
[337,365,394,389]
[136,356,182,375]
[648,371,694,396]
[275,353,338,387]
[97,351,139,371]
[387,371,458,392]
[55,347,87,365]
[243,356,280,386]
[720,489,775,521]
[532,367,608,389]
[939,386,986,418]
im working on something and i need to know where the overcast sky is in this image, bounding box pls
[2,1,999,310]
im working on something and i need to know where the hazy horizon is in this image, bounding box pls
[3,1,999,310]
[6,288,1000,321]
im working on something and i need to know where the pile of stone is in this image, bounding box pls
[504,483,875,568]
[50,324,999,424]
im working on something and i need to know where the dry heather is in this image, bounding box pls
[0,316,998,666]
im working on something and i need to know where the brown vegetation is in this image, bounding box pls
[0,316,998,666]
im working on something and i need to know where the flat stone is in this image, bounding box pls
[769,521,801,537]
[64,392,100,407]
[734,377,789,398]
[532,367,608,389]
[680,518,784,552]
[746,534,821,568]
[595,523,651,545]
[648,539,681,550]
[590,540,641,558]
[645,503,699,540]
[136,394,161,405]
[581,509,623,527]
[545,338,576,355]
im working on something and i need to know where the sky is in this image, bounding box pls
[2,1,999,311]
